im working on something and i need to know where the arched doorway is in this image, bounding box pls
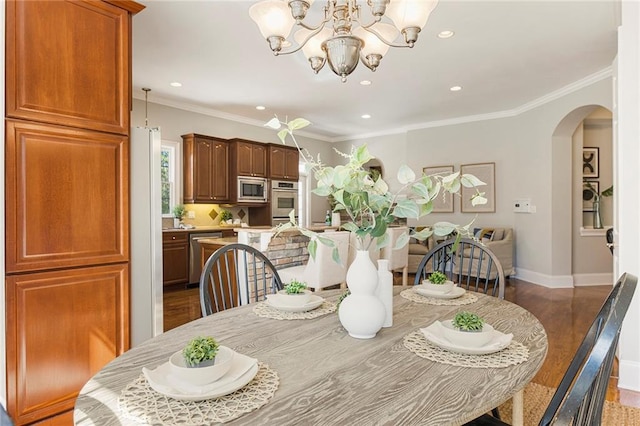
[551,105,613,284]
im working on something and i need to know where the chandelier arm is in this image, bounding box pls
[275,22,329,56]
[358,24,413,48]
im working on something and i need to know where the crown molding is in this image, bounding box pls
[135,66,613,144]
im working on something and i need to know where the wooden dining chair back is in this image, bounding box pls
[199,243,284,316]
[464,272,638,426]
[413,238,505,299]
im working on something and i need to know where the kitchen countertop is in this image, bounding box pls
[197,237,238,246]
[161,225,238,233]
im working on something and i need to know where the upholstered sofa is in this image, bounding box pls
[408,227,514,277]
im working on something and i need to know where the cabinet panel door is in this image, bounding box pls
[5,264,129,425]
[269,146,286,179]
[252,144,268,177]
[6,0,130,134]
[212,140,229,201]
[285,148,300,180]
[5,121,129,273]
[194,139,214,201]
[236,142,254,176]
[162,243,189,285]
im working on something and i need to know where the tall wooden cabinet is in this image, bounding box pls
[182,134,230,203]
[4,0,144,424]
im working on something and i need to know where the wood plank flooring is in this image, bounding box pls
[163,277,640,409]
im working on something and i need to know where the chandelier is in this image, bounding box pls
[249,0,438,82]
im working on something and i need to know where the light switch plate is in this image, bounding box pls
[514,199,531,213]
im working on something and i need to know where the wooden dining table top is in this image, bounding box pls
[74,287,548,426]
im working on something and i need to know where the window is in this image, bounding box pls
[161,140,181,217]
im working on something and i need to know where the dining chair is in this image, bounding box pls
[413,238,505,299]
[199,243,284,316]
[277,231,350,290]
[381,226,410,286]
[464,272,638,426]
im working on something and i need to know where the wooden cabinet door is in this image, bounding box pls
[212,140,230,202]
[269,145,286,179]
[5,120,129,273]
[251,143,268,177]
[284,148,300,180]
[194,137,214,202]
[162,233,189,285]
[5,264,129,425]
[236,141,254,176]
[5,0,131,135]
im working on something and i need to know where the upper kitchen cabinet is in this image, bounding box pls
[231,139,267,178]
[5,0,143,135]
[183,134,230,203]
[269,144,300,181]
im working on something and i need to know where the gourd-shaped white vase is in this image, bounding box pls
[338,250,386,339]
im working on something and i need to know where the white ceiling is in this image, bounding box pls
[132,1,618,141]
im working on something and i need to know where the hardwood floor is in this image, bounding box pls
[163,277,640,409]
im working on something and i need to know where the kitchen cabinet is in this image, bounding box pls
[232,139,267,177]
[162,232,189,286]
[269,144,300,180]
[183,134,230,203]
[4,1,143,422]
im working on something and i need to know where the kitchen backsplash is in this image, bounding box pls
[163,204,249,229]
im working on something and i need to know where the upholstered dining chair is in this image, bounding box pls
[464,272,638,426]
[278,231,350,290]
[413,238,506,299]
[381,226,410,286]
[199,243,283,316]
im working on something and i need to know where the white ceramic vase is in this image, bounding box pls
[338,250,386,339]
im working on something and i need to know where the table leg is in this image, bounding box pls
[402,266,408,286]
[512,389,524,426]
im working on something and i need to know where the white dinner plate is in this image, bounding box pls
[143,352,259,401]
[420,321,513,355]
[414,285,466,299]
[266,294,324,312]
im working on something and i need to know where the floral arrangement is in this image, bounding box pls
[452,312,484,332]
[182,336,219,367]
[265,117,488,259]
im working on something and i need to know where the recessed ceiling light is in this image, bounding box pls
[170,82,182,87]
[256,105,266,110]
[360,80,372,86]
[361,114,371,119]
[438,30,455,39]
[450,85,462,92]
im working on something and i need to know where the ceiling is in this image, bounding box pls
[131,1,619,141]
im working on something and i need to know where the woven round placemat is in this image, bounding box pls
[403,330,529,368]
[253,300,336,320]
[118,362,278,425]
[400,288,478,306]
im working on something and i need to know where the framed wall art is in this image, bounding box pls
[582,147,599,178]
[460,162,496,213]
[583,181,599,212]
[423,165,454,212]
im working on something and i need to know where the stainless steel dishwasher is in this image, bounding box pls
[189,232,223,284]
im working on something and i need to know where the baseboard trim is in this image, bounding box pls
[618,359,640,392]
[513,268,574,288]
[572,272,614,286]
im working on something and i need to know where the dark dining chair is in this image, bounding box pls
[413,238,506,299]
[465,272,638,426]
[200,243,284,316]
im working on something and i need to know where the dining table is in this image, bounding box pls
[74,287,548,426]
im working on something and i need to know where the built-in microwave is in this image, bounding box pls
[237,176,268,203]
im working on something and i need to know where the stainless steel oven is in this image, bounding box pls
[271,180,299,224]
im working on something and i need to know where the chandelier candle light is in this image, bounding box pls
[249,0,438,82]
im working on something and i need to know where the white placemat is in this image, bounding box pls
[118,362,278,425]
[253,300,336,320]
[403,330,529,368]
[400,288,478,306]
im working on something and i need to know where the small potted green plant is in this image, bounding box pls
[277,279,312,307]
[220,210,233,225]
[441,311,495,348]
[168,336,234,385]
[422,271,454,293]
[172,204,186,228]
